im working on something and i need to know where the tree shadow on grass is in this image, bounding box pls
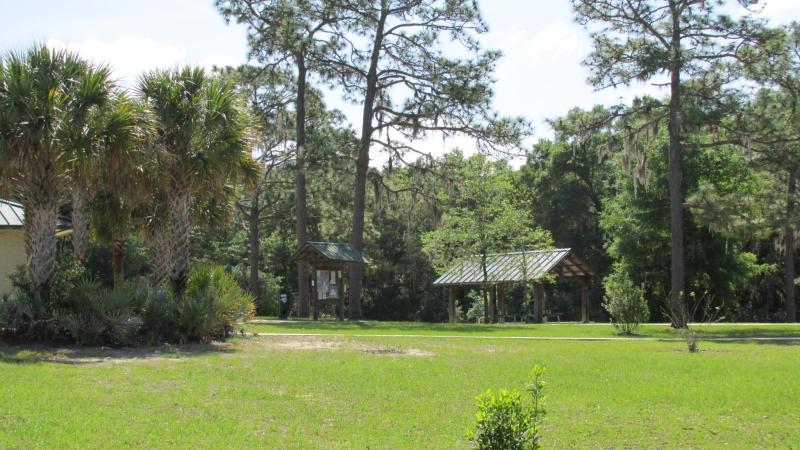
[0,341,238,365]
[251,319,544,334]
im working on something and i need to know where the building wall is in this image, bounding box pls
[0,229,26,295]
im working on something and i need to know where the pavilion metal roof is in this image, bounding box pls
[291,241,368,264]
[0,199,73,230]
[432,248,594,286]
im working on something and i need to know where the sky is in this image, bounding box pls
[2,0,799,163]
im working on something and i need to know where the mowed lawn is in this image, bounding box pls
[1,323,799,448]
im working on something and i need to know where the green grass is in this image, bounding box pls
[246,318,800,339]
[2,324,799,448]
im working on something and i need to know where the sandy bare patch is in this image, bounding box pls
[245,335,435,356]
[245,335,345,352]
[0,343,233,365]
[273,338,342,351]
[360,346,434,357]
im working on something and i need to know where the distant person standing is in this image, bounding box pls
[279,293,289,319]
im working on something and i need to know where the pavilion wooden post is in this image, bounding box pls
[580,277,590,323]
[534,283,545,323]
[497,284,506,323]
[488,285,497,323]
[448,286,456,323]
[311,263,319,321]
[337,270,345,321]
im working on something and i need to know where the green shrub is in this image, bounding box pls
[177,264,255,342]
[53,278,144,346]
[0,289,50,339]
[1,261,253,345]
[468,365,546,450]
[466,290,486,322]
[602,269,649,335]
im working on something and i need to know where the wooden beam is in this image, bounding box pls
[489,285,497,323]
[581,277,590,323]
[534,283,545,323]
[337,270,345,321]
[312,264,319,321]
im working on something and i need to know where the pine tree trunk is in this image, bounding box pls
[668,1,687,327]
[248,190,261,304]
[349,5,388,321]
[786,167,797,322]
[168,181,193,297]
[71,182,90,262]
[295,57,311,318]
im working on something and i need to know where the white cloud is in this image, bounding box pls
[526,21,588,64]
[46,35,246,87]
[47,35,186,86]
[744,0,800,24]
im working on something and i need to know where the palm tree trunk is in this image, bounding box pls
[112,237,125,289]
[145,224,171,287]
[71,182,90,262]
[23,177,60,296]
[169,181,193,297]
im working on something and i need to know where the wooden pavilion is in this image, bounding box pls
[290,241,368,320]
[432,248,594,323]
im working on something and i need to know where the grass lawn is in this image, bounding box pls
[2,323,799,448]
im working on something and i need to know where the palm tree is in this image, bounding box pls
[137,67,255,295]
[0,45,111,295]
[89,93,151,288]
[64,68,114,263]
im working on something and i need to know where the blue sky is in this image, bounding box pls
[2,0,799,160]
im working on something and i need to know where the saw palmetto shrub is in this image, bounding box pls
[0,261,90,340]
[1,262,254,345]
[176,264,255,342]
[53,278,145,346]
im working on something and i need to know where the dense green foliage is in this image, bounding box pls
[0,246,254,345]
[602,269,649,335]
[2,5,799,328]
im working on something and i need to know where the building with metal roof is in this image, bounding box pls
[433,248,594,324]
[433,248,593,286]
[0,199,25,228]
[291,241,369,266]
[1,200,73,295]
[0,199,72,230]
[290,241,368,320]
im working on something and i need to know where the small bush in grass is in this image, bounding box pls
[602,269,648,335]
[468,365,546,450]
[664,291,723,353]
